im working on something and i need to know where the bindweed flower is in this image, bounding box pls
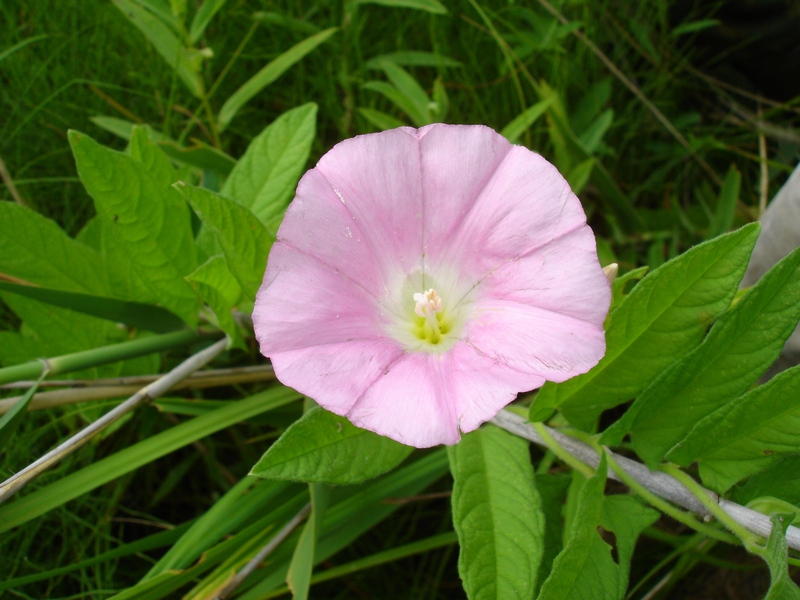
[253,124,610,447]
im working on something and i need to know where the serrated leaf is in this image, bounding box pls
[764,515,800,600]
[0,282,184,333]
[673,366,800,493]
[0,203,109,294]
[537,455,619,600]
[355,0,447,14]
[217,29,336,130]
[111,0,204,97]
[185,256,244,348]
[251,407,413,485]
[619,246,800,467]
[178,184,271,301]
[530,224,760,429]
[221,103,316,227]
[69,130,199,324]
[448,425,544,600]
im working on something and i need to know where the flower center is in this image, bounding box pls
[412,288,448,344]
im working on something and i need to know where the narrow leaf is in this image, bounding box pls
[251,406,413,485]
[355,0,447,14]
[0,374,43,451]
[188,0,228,44]
[378,59,432,127]
[0,35,48,63]
[217,29,336,130]
[357,107,406,131]
[708,165,741,238]
[500,98,552,144]
[530,224,759,429]
[448,425,544,600]
[365,51,461,69]
[286,484,330,600]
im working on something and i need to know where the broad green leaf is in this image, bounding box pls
[0,375,42,451]
[251,406,413,485]
[732,457,800,507]
[0,281,185,333]
[500,98,552,144]
[76,215,103,251]
[0,202,109,294]
[534,474,571,596]
[620,245,800,467]
[90,117,237,175]
[0,331,41,367]
[599,496,659,598]
[188,0,228,44]
[185,255,245,347]
[217,29,336,130]
[355,0,447,14]
[530,224,759,429]
[111,0,204,97]
[673,366,800,493]
[69,130,200,324]
[128,125,177,188]
[0,34,47,63]
[708,165,741,239]
[0,386,299,533]
[448,425,544,600]
[764,515,800,600]
[537,455,619,600]
[610,266,648,309]
[365,51,461,69]
[357,107,406,130]
[221,103,316,228]
[178,184,270,301]
[378,59,432,127]
[286,484,330,600]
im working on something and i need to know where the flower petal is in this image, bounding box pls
[254,243,385,353]
[466,299,607,383]
[314,128,425,280]
[347,353,461,447]
[481,225,611,325]
[433,144,588,282]
[269,340,404,413]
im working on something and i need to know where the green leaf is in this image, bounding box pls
[0,34,48,63]
[287,483,330,600]
[578,108,613,154]
[185,255,245,347]
[0,386,299,534]
[671,19,720,37]
[378,59,432,127]
[251,406,413,485]
[708,165,741,239]
[534,474,570,596]
[448,425,544,600]
[217,29,337,130]
[0,202,109,294]
[221,103,316,228]
[599,496,659,598]
[764,515,800,600]
[188,0,228,44]
[357,107,407,130]
[128,125,177,188]
[610,266,648,310]
[500,98,552,144]
[732,457,800,507]
[178,184,271,301]
[566,158,594,195]
[673,366,800,492]
[530,224,759,429]
[537,455,619,600]
[355,0,447,14]
[620,245,800,467]
[365,51,461,69]
[0,282,185,333]
[0,374,43,452]
[69,130,200,324]
[111,0,204,97]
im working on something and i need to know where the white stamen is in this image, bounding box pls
[414,288,443,318]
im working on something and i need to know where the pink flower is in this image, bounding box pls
[253,124,610,447]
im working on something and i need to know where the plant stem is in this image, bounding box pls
[0,337,228,504]
[0,329,207,386]
[490,409,800,551]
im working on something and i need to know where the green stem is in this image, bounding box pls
[660,463,764,554]
[531,421,594,478]
[604,451,739,545]
[0,329,210,386]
